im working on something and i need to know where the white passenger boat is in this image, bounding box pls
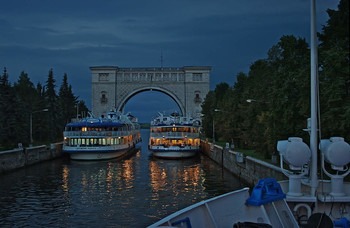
[63,109,141,160]
[149,112,201,159]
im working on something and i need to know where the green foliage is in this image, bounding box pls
[58,73,78,127]
[0,68,26,147]
[0,68,90,149]
[201,1,350,157]
[318,0,350,142]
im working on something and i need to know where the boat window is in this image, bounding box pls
[86,139,89,145]
[194,139,200,146]
[81,138,85,145]
[98,138,102,145]
[107,138,110,145]
[102,138,106,145]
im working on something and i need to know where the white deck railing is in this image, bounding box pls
[150,132,199,138]
[64,130,139,137]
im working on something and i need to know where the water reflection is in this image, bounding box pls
[149,157,201,192]
[0,130,245,227]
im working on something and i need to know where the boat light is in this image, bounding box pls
[277,137,311,170]
[319,137,350,197]
[277,137,311,197]
[319,137,350,170]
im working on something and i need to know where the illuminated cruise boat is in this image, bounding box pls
[149,112,201,159]
[63,109,141,160]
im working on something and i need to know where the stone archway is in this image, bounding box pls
[117,86,186,115]
[90,66,211,118]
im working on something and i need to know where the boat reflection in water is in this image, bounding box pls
[0,130,244,227]
[148,154,245,222]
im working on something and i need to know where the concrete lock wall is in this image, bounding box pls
[0,143,63,174]
[201,141,287,187]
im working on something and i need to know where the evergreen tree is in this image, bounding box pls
[44,69,59,141]
[13,71,40,144]
[58,73,78,127]
[77,100,90,118]
[35,82,48,142]
[0,68,26,147]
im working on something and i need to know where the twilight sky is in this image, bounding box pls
[0,0,339,122]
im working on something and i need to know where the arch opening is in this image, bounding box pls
[120,87,184,122]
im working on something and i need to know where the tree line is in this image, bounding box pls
[0,68,89,149]
[201,0,349,158]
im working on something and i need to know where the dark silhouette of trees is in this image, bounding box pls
[0,68,89,149]
[201,0,349,157]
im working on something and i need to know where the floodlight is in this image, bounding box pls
[277,137,311,170]
[277,137,311,197]
[320,137,350,170]
[319,137,350,197]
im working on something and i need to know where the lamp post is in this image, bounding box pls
[212,109,221,144]
[247,98,277,162]
[30,109,48,147]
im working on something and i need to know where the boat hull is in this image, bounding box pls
[148,185,298,228]
[150,147,199,159]
[152,151,198,159]
[63,145,135,160]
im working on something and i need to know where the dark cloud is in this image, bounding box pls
[0,0,339,122]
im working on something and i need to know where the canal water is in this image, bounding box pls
[0,129,246,227]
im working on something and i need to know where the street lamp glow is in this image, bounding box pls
[246,99,256,103]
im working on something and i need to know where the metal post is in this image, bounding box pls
[30,112,33,147]
[310,0,318,196]
[212,118,215,144]
[30,109,48,147]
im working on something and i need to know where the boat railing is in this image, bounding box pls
[64,130,139,137]
[149,132,199,138]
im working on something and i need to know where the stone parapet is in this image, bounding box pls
[201,141,286,187]
[0,143,63,174]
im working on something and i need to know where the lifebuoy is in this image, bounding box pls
[107,132,112,136]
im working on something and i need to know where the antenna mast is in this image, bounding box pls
[310,0,319,197]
